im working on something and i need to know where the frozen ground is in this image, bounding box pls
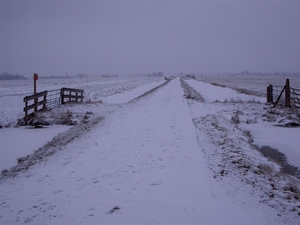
[0,75,299,224]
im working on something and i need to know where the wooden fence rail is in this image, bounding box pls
[23,88,84,125]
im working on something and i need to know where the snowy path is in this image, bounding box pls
[0,78,284,224]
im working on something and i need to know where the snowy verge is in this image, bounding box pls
[0,116,104,180]
[180,79,300,221]
[192,112,300,220]
[0,125,71,171]
[180,78,205,102]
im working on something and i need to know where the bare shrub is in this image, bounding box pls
[81,111,93,123]
[84,99,103,104]
[224,97,243,104]
[258,163,274,175]
[283,182,300,202]
[235,88,262,97]
[2,123,11,128]
[211,83,227,88]
[246,118,257,124]
[231,113,240,124]
[66,110,72,118]
[16,118,26,126]
[246,97,261,104]
[242,130,253,143]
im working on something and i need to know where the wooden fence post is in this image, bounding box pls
[285,79,291,107]
[61,88,64,105]
[33,73,38,112]
[267,84,273,103]
[24,100,28,125]
[43,92,47,109]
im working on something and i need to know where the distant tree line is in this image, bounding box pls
[102,74,118,78]
[148,71,164,77]
[0,73,27,80]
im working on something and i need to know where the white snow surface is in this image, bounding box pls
[0,126,71,171]
[0,76,299,224]
[239,123,300,168]
[103,80,165,104]
[185,79,265,103]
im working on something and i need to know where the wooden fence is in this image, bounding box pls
[267,79,300,108]
[61,88,84,104]
[23,87,84,125]
[24,91,47,125]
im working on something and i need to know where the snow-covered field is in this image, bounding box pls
[197,74,300,97]
[0,75,164,128]
[0,75,299,224]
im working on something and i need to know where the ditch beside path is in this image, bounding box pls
[0,78,283,225]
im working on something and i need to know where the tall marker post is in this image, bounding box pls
[34,73,38,112]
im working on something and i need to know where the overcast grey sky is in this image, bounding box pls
[1,0,299,76]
